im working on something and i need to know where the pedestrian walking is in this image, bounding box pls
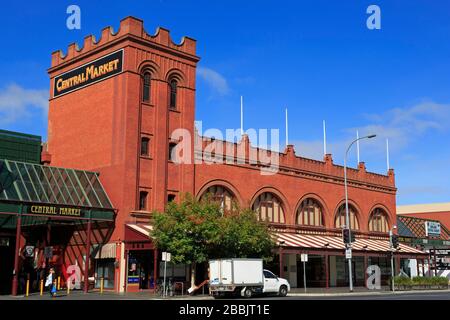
[45,268,56,297]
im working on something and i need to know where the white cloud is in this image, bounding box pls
[0,83,48,125]
[291,101,450,162]
[197,66,230,96]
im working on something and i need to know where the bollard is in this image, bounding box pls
[57,276,61,291]
[40,279,44,296]
[26,279,30,297]
[100,277,104,294]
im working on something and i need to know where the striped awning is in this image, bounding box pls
[95,243,116,259]
[126,224,153,238]
[273,232,425,254]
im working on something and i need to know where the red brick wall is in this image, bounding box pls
[47,17,199,242]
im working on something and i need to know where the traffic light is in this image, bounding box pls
[342,228,356,244]
[342,228,350,244]
[391,234,399,249]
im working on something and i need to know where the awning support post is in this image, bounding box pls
[12,205,23,296]
[153,248,158,294]
[84,212,92,293]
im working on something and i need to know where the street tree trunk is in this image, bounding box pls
[188,262,197,294]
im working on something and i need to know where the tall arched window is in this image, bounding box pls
[169,79,177,109]
[296,198,324,227]
[200,185,236,213]
[368,208,389,233]
[335,204,359,230]
[252,192,285,224]
[142,72,151,102]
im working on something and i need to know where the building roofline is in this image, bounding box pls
[397,202,450,214]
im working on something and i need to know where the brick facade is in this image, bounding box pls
[46,16,398,291]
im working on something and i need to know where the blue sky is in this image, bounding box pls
[1,0,450,205]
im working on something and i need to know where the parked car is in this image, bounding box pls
[209,258,290,298]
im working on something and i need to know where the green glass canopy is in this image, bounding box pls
[0,159,113,210]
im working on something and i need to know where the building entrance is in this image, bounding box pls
[297,255,326,288]
[127,250,156,290]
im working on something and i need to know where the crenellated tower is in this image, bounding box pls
[47,16,200,241]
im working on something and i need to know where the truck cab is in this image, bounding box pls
[262,269,290,296]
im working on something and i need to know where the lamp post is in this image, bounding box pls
[389,225,397,292]
[344,134,376,292]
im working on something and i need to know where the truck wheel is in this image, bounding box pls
[243,288,253,298]
[278,285,288,297]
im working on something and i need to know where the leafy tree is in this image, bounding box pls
[151,193,275,291]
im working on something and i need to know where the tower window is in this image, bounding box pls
[169,80,177,109]
[139,191,148,211]
[141,137,150,156]
[142,72,151,102]
[168,194,176,202]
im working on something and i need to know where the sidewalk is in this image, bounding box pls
[288,286,450,297]
[1,290,213,300]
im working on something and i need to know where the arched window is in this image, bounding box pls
[252,192,285,224]
[200,185,236,213]
[169,79,177,109]
[142,72,151,102]
[335,204,359,230]
[296,198,324,227]
[368,208,389,233]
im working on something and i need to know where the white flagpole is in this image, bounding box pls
[356,130,360,163]
[240,96,244,137]
[285,108,289,147]
[323,120,327,155]
[386,138,390,171]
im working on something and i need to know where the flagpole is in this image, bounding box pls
[240,96,244,137]
[323,120,327,155]
[386,138,390,171]
[285,108,289,147]
[356,130,360,163]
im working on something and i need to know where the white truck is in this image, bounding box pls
[208,258,290,298]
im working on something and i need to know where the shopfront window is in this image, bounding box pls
[95,259,115,289]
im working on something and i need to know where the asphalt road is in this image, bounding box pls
[2,290,449,300]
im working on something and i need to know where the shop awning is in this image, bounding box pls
[95,243,116,259]
[0,159,113,210]
[126,224,153,238]
[272,232,425,254]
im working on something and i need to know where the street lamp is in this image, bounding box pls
[343,134,376,292]
[389,225,397,292]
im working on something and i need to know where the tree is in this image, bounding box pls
[151,193,275,292]
[213,208,274,261]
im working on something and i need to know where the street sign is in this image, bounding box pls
[300,253,308,262]
[44,246,53,259]
[345,248,352,259]
[162,252,171,262]
[425,221,441,237]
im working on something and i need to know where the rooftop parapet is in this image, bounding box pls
[195,134,395,189]
[51,16,197,68]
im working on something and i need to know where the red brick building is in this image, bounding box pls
[45,16,424,292]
